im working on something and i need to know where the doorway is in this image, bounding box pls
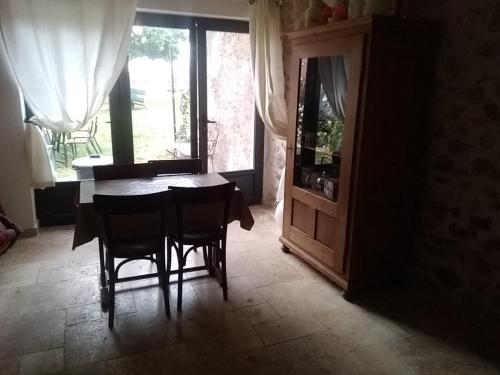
[111,13,263,202]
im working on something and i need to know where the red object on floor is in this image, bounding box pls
[0,201,22,255]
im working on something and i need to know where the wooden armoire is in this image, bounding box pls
[280,15,433,297]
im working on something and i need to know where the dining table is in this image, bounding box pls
[72,172,255,250]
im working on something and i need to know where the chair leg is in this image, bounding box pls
[176,243,184,312]
[166,240,172,285]
[98,238,106,288]
[158,250,170,318]
[95,139,103,153]
[156,252,164,289]
[221,239,228,301]
[63,145,68,167]
[207,244,214,276]
[90,139,100,154]
[108,256,115,329]
[202,246,208,268]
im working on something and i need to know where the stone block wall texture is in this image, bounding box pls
[279,0,500,324]
[400,0,500,325]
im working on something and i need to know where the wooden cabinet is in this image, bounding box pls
[280,16,433,296]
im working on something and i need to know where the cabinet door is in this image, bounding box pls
[283,34,364,275]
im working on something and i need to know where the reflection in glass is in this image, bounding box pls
[294,54,349,201]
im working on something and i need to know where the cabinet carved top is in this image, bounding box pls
[286,15,435,42]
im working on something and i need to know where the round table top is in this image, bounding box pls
[72,155,113,168]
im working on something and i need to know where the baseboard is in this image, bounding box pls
[21,227,38,238]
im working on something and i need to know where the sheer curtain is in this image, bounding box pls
[318,55,349,121]
[249,0,288,226]
[0,0,137,187]
[250,0,288,139]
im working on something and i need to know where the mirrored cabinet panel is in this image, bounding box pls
[294,54,350,202]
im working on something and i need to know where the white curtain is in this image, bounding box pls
[318,55,349,121]
[0,0,137,187]
[250,0,288,225]
[250,0,288,139]
[26,124,56,188]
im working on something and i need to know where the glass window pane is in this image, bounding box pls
[52,98,112,181]
[128,26,191,163]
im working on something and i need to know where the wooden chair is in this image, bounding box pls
[92,163,156,298]
[148,158,202,176]
[167,182,235,311]
[93,192,170,329]
[93,163,155,181]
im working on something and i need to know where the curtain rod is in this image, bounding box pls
[249,0,283,6]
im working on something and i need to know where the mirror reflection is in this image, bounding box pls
[294,54,349,202]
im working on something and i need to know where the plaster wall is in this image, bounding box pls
[0,43,37,231]
[137,0,249,19]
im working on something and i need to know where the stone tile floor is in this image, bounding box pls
[0,205,499,374]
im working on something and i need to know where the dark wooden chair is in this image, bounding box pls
[148,158,202,176]
[167,182,235,311]
[93,192,170,329]
[93,163,155,181]
[92,163,156,301]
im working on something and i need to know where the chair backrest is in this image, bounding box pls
[93,163,155,181]
[148,158,202,176]
[168,182,235,239]
[93,191,167,244]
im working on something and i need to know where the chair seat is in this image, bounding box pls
[170,228,222,245]
[105,237,163,258]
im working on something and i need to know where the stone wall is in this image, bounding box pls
[400,0,500,325]
[279,0,500,324]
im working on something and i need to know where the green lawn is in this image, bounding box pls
[53,96,189,180]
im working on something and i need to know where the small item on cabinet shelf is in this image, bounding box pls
[309,172,321,189]
[324,177,339,200]
[316,171,327,191]
[348,0,365,18]
[305,0,324,27]
[320,4,333,24]
[332,0,348,22]
[301,166,315,186]
[363,0,395,16]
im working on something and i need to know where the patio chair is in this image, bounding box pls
[94,191,170,329]
[148,158,202,176]
[63,117,101,166]
[167,182,235,311]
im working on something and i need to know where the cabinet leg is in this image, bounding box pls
[342,289,355,302]
[281,245,290,253]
